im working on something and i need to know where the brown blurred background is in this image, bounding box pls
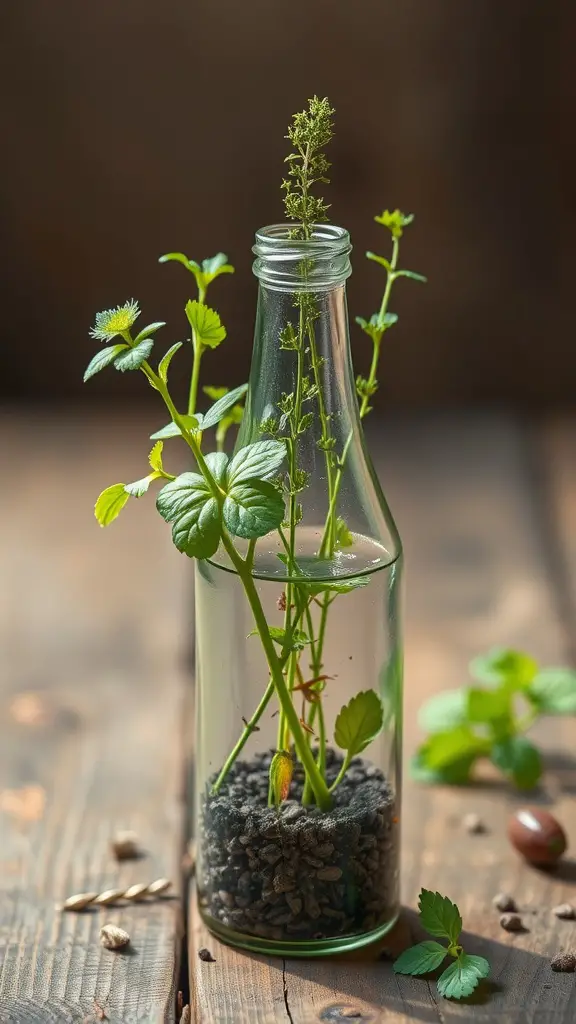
[1,0,574,409]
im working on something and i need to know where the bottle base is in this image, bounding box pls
[199,905,400,957]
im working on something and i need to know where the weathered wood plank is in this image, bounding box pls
[189,414,576,1023]
[0,412,188,1023]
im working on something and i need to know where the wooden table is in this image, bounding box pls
[1,411,575,1023]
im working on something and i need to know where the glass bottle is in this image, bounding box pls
[194,224,403,956]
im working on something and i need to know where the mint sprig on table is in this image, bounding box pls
[412,648,576,789]
[394,890,490,1000]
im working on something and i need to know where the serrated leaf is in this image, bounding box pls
[467,686,511,725]
[269,751,293,807]
[148,441,164,473]
[366,251,392,271]
[83,344,129,382]
[124,472,161,498]
[418,889,462,944]
[418,689,468,734]
[158,342,183,382]
[95,483,130,526]
[133,321,166,344]
[150,413,202,440]
[527,668,576,714]
[393,941,447,976]
[156,472,221,558]
[470,648,538,689]
[437,953,489,1000]
[228,439,286,485]
[114,339,154,372]
[410,749,479,785]
[334,690,384,757]
[185,300,226,349]
[223,479,285,540]
[491,735,542,789]
[202,384,249,431]
[420,726,489,771]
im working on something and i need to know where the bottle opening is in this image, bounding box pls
[253,223,352,291]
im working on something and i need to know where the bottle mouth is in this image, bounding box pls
[253,224,352,291]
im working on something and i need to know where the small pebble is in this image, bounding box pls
[110,830,140,861]
[553,903,576,920]
[550,952,576,973]
[100,924,130,950]
[462,812,486,835]
[500,913,525,932]
[198,947,216,962]
[316,866,343,882]
[493,892,517,913]
[508,807,567,865]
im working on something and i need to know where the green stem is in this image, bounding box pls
[212,678,275,793]
[329,752,352,793]
[188,286,205,416]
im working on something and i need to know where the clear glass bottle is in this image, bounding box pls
[195,224,403,956]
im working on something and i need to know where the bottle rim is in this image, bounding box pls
[253,224,352,290]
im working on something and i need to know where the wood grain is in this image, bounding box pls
[0,413,188,1023]
[189,415,576,1022]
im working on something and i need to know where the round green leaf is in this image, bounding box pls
[491,735,542,789]
[227,439,286,486]
[418,689,468,733]
[393,941,447,976]
[156,473,221,558]
[334,690,384,757]
[437,953,489,1000]
[223,479,285,540]
[94,483,129,526]
[470,648,538,689]
[527,668,576,714]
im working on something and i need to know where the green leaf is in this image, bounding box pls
[470,648,538,689]
[491,735,542,789]
[527,668,576,714]
[201,252,235,285]
[150,413,202,440]
[148,441,164,473]
[374,209,414,238]
[410,749,479,785]
[335,517,353,548]
[393,941,447,976]
[467,687,511,724]
[269,751,293,807]
[94,484,130,526]
[159,252,200,273]
[114,339,154,372]
[302,576,371,598]
[84,344,129,382]
[418,889,462,944]
[227,439,286,485]
[334,690,384,757]
[366,252,392,271]
[394,269,427,283]
[133,321,166,344]
[156,472,221,558]
[437,953,489,1000]
[250,626,309,652]
[202,384,249,430]
[158,342,183,383]
[420,726,489,771]
[204,450,229,487]
[223,479,285,540]
[124,472,161,498]
[185,300,226,349]
[418,689,468,734]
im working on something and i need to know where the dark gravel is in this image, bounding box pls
[198,748,398,943]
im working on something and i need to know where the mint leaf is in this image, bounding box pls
[420,727,489,771]
[114,339,154,372]
[467,686,511,725]
[418,689,468,734]
[228,439,286,485]
[393,941,447,976]
[148,441,164,473]
[491,735,542,789]
[334,690,384,758]
[158,342,183,383]
[470,648,538,689]
[95,484,129,526]
[156,472,221,558]
[527,668,576,714]
[202,384,249,430]
[84,344,129,382]
[185,300,226,349]
[133,321,166,344]
[418,889,462,944]
[410,749,479,785]
[150,413,202,440]
[269,751,293,807]
[437,953,489,1000]
[223,479,285,540]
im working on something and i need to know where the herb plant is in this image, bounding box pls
[412,648,576,789]
[394,889,490,1000]
[86,97,425,811]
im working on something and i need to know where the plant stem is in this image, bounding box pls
[188,286,205,416]
[329,752,352,793]
[212,679,275,793]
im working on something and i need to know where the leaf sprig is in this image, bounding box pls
[394,890,490,1000]
[282,96,334,239]
[413,648,576,788]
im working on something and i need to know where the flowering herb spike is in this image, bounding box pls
[282,95,334,239]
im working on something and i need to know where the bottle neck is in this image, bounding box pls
[252,223,352,292]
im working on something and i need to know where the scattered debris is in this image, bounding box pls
[111,830,141,861]
[62,879,172,911]
[198,947,216,962]
[550,952,576,973]
[499,913,525,933]
[493,892,517,913]
[553,903,576,920]
[462,813,486,834]
[99,924,130,950]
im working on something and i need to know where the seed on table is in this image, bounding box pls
[198,947,216,962]
[100,924,130,950]
[553,903,576,920]
[147,878,172,897]
[550,952,576,972]
[317,866,343,881]
[500,913,525,932]
[508,807,567,865]
[123,883,149,901]
[62,892,98,911]
[492,892,517,912]
[110,830,140,861]
[462,812,486,834]
[93,889,126,907]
